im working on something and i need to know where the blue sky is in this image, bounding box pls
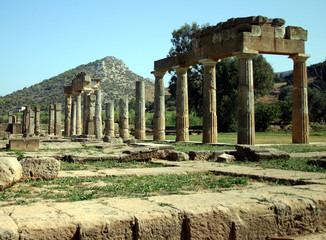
[0,0,325,96]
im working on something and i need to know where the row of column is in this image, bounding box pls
[22,106,41,135]
[152,52,310,145]
[48,103,62,136]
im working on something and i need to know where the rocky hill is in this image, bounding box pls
[0,56,155,113]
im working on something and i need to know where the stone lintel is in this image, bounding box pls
[234,50,258,59]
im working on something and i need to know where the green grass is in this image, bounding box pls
[60,160,165,171]
[262,144,326,153]
[168,142,235,152]
[0,173,248,205]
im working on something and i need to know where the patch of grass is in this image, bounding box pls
[0,173,249,205]
[168,142,235,152]
[60,160,165,171]
[262,144,326,153]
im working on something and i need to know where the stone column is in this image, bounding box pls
[290,53,310,143]
[86,95,96,135]
[54,103,62,136]
[94,90,102,139]
[105,102,115,137]
[28,109,35,135]
[152,71,166,141]
[34,106,40,135]
[119,98,129,139]
[8,111,13,124]
[64,94,72,136]
[135,80,146,140]
[76,93,82,135]
[201,60,218,143]
[24,106,30,134]
[236,51,257,145]
[83,92,88,134]
[70,101,76,136]
[48,104,55,135]
[176,67,189,142]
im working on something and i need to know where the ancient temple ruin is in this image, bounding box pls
[152,16,309,145]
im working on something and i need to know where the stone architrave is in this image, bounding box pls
[34,106,40,135]
[76,93,82,135]
[94,90,102,139]
[290,53,310,143]
[54,103,62,136]
[8,111,13,124]
[119,98,129,139]
[176,67,189,142]
[105,102,115,137]
[28,108,35,135]
[70,101,76,136]
[135,80,146,140]
[86,95,96,135]
[236,51,257,145]
[48,104,55,135]
[64,94,72,136]
[201,59,218,143]
[153,71,166,141]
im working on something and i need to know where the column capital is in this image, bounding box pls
[289,53,310,62]
[234,50,258,59]
[199,59,219,66]
[151,70,167,77]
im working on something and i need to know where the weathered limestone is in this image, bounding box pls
[94,90,102,139]
[9,138,40,151]
[119,98,129,139]
[76,93,82,135]
[54,103,62,136]
[20,157,60,181]
[70,101,76,136]
[135,80,146,140]
[64,94,72,136]
[176,67,189,142]
[105,102,115,137]
[290,53,310,143]
[236,51,257,145]
[28,108,35,135]
[83,92,88,134]
[153,71,166,141]
[24,106,30,134]
[48,104,55,135]
[0,157,22,191]
[34,106,40,135]
[8,111,13,124]
[201,60,218,143]
[86,95,96,135]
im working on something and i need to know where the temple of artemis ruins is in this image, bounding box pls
[152,16,309,145]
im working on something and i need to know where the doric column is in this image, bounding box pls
[152,71,166,141]
[236,51,257,145]
[176,66,189,142]
[76,93,82,135]
[8,111,13,124]
[70,101,76,136]
[34,106,40,135]
[290,53,310,143]
[201,59,218,143]
[94,90,102,139]
[64,94,72,136]
[105,102,115,137]
[28,108,35,135]
[86,95,96,135]
[135,80,146,140]
[83,92,89,134]
[48,104,54,135]
[54,103,62,136]
[24,106,30,134]
[119,98,129,139]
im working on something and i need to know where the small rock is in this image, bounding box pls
[211,152,235,163]
[188,151,211,161]
[103,136,123,143]
[0,157,22,191]
[167,151,189,161]
[20,157,60,181]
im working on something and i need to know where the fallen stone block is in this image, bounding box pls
[0,157,22,191]
[9,138,40,151]
[211,152,235,163]
[188,150,212,161]
[236,145,290,161]
[103,136,123,143]
[166,151,189,161]
[119,148,157,162]
[0,210,19,240]
[20,157,60,181]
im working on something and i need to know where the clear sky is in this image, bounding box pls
[0,0,325,96]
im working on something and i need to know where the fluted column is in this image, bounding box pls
[83,92,88,134]
[28,108,35,135]
[176,66,189,142]
[236,51,257,145]
[34,106,40,135]
[119,98,129,139]
[135,80,146,140]
[76,93,82,135]
[152,71,166,141]
[64,94,72,136]
[48,105,54,135]
[290,53,310,143]
[201,59,218,143]
[86,95,96,135]
[54,103,62,136]
[105,102,115,137]
[94,90,102,139]
[70,100,76,136]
